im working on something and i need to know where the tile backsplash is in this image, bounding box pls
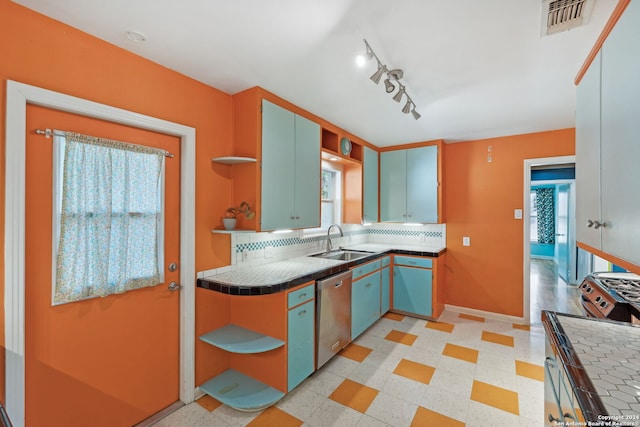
[197,222,445,278]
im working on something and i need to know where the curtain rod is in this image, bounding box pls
[33,128,174,158]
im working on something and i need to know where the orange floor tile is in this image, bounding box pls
[393,358,435,384]
[246,407,303,427]
[411,407,465,427]
[442,343,479,363]
[515,360,544,381]
[512,323,531,331]
[383,312,405,321]
[471,380,520,415]
[339,343,373,362]
[426,321,455,333]
[329,379,379,413]
[195,395,222,412]
[385,330,418,346]
[481,330,515,347]
[458,313,485,322]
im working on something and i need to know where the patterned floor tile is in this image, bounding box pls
[426,321,455,333]
[411,406,465,427]
[470,380,520,415]
[515,360,544,381]
[195,395,222,412]
[246,407,302,427]
[442,343,479,363]
[393,358,435,384]
[385,330,418,346]
[329,379,379,413]
[481,330,515,347]
[339,343,373,362]
[458,313,485,322]
[383,312,405,321]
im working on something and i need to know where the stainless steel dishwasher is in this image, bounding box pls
[316,270,352,369]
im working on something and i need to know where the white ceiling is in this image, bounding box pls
[14,0,616,146]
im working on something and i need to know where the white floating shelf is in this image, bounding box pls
[212,156,257,164]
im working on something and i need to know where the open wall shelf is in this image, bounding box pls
[199,369,284,412]
[199,324,284,354]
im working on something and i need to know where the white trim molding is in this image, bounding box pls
[4,80,197,427]
[444,304,525,325]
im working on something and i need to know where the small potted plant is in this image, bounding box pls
[222,201,255,230]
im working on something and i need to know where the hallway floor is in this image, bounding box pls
[155,310,545,426]
[529,258,583,325]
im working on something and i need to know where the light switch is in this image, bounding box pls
[514,209,523,219]
[265,245,273,258]
[463,236,471,246]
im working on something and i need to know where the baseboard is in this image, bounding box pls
[445,304,525,324]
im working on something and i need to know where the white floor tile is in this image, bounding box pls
[420,385,470,422]
[305,399,363,427]
[429,367,474,399]
[465,401,521,427]
[381,374,429,405]
[365,392,418,427]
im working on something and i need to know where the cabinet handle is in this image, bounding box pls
[299,293,307,299]
[295,216,300,220]
[593,220,606,229]
[365,282,372,288]
[290,216,295,220]
[407,214,412,218]
[587,219,594,228]
[408,260,417,265]
[298,310,306,316]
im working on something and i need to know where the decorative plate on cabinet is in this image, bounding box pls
[340,137,352,155]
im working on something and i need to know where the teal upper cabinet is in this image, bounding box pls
[575,0,640,266]
[363,146,379,223]
[261,100,321,230]
[380,145,438,223]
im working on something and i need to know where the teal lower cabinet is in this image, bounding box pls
[287,299,315,391]
[393,261,433,317]
[381,266,390,314]
[352,270,381,339]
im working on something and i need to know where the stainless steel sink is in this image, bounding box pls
[311,250,371,261]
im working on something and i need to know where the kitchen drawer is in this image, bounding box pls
[352,259,381,280]
[381,256,390,267]
[394,255,432,269]
[287,283,314,308]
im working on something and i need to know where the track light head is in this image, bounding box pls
[402,100,412,114]
[411,109,421,120]
[384,78,395,93]
[370,64,387,84]
[392,85,405,102]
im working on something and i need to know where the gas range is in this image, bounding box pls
[579,272,640,322]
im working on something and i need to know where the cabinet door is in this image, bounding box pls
[407,146,438,223]
[575,51,602,250]
[261,100,295,230]
[288,300,315,391]
[363,147,379,223]
[351,271,381,339]
[600,0,640,265]
[293,114,321,228]
[381,266,390,314]
[380,150,407,222]
[393,265,432,317]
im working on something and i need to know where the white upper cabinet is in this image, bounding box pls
[363,146,379,223]
[575,0,640,266]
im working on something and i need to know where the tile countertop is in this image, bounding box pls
[197,243,445,296]
[542,311,640,422]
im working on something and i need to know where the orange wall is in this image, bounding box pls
[0,0,233,410]
[443,129,574,317]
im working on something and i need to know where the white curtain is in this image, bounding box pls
[53,132,165,305]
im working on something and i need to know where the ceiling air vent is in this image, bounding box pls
[541,0,595,36]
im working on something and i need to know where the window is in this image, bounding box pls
[53,132,165,305]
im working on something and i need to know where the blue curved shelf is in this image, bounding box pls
[199,324,284,354]
[200,369,284,412]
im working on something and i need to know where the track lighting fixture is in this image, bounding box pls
[360,39,421,120]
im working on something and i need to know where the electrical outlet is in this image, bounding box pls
[420,233,426,242]
[463,236,471,246]
[265,245,273,258]
[242,249,248,262]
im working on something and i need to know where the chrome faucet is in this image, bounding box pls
[326,224,344,253]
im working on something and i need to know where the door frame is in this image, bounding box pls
[4,80,196,427]
[522,155,575,325]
